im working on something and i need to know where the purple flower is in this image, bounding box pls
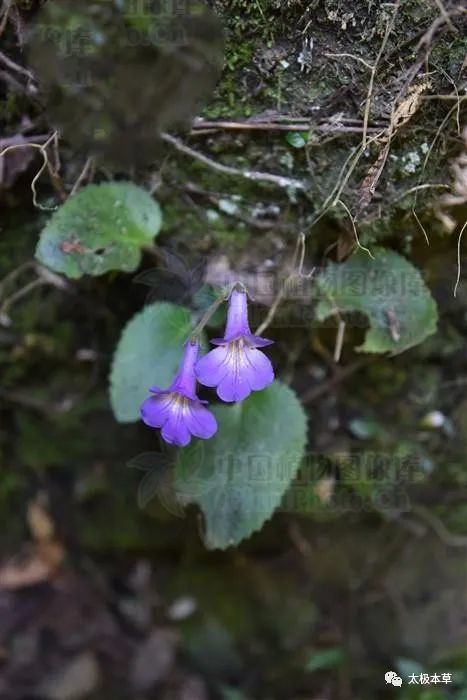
[140,340,217,447]
[195,287,274,402]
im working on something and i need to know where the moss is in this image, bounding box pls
[195,0,465,257]
[431,32,467,74]
[161,199,249,250]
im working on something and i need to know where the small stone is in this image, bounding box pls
[39,652,100,700]
[130,628,178,692]
[420,410,445,429]
[167,596,197,621]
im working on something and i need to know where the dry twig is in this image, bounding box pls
[191,117,384,136]
[361,2,401,150]
[161,132,306,191]
[0,49,35,82]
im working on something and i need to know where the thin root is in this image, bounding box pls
[337,199,374,259]
[0,132,59,210]
[454,218,467,298]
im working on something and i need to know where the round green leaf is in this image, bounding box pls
[174,382,308,550]
[286,131,309,148]
[315,247,438,353]
[110,302,194,423]
[36,182,162,278]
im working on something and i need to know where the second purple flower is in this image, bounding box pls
[195,287,274,402]
[140,339,217,447]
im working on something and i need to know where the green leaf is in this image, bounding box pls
[36,182,162,278]
[348,417,384,440]
[315,248,438,353]
[286,131,309,148]
[174,382,307,549]
[109,302,194,423]
[305,647,346,672]
[220,687,250,700]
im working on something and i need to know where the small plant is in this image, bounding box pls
[34,183,439,549]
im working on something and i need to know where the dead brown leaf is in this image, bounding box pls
[0,541,65,590]
[356,79,432,217]
[27,498,55,542]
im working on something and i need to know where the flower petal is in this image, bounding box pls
[161,413,192,447]
[243,346,275,390]
[184,402,218,439]
[140,393,174,428]
[215,346,274,401]
[245,333,274,348]
[195,346,231,387]
[196,342,274,402]
[217,370,251,402]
